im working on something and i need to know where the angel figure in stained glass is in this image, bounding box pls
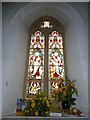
[52,82,59,90]
[29,82,41,94]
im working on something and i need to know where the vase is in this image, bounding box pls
[62,101,70,110]
[54,101,62,109]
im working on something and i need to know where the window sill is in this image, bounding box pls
[2,113,88,120]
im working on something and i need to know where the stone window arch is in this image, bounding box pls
[25,16,66,99]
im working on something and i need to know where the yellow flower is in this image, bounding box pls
[43,97,47,100]
[70,83,75,88]
[47,100,50,107]
[31,99,34,103]
[61,86,67,92]
[35,111,39,116]
[55,88,62,94]
[45,111,48,115]
[31,102,36,108]
[63,92,66,97]
[39,98,42,100]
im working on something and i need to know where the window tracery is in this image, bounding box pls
[25,18,65,99]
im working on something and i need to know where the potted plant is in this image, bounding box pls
[52,77,78,110]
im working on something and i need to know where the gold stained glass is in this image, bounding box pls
[48,31,65,97]
[25,18,65,99]
[25,31,45,98]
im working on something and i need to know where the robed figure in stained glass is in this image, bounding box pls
[49,32,64,80]
[25,21,65,99]
[31,47,43,79]
[25,31,44,98]
[49,31,65,97]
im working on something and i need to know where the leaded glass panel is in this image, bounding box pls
[41,21,53,28]
[48,31,65,97]
[25,31,45,98]
[25,18,65,99]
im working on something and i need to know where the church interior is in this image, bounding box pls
[1,2,89,119]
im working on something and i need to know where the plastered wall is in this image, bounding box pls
[0,2,2,119]
[2,2,88,117]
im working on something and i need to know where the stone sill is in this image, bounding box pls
[2,117,88,120]
[2,113,88,120]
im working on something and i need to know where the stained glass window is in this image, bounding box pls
[25,18,65,99]
[25,31,45,98]
[41,21,53,28]
[48,31,65,97]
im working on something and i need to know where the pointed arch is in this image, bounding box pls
[25,16,66,99]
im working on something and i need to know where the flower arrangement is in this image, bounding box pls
[24,91,51,116]
[62,107,82,116]
[52,77,78,108]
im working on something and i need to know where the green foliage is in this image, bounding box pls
[52,77,78,107]
[24,91,51,116]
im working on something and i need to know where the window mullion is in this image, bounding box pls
[44,33,49,97]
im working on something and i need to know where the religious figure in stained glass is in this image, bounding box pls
[28,32,44,80]
[28,47,44,80]
[49,31,64,79]
[29,82,41,94]
[48,31,65,97]
[25,31,44,98]
[25,21,65,99]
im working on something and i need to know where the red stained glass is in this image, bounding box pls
[50,39,52,42]
[48,31,65,97]
[41,39,43,42]
[32,39,34,42]
[25,31,45,98]
[25,28,65,99]
[59,39,61,43]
